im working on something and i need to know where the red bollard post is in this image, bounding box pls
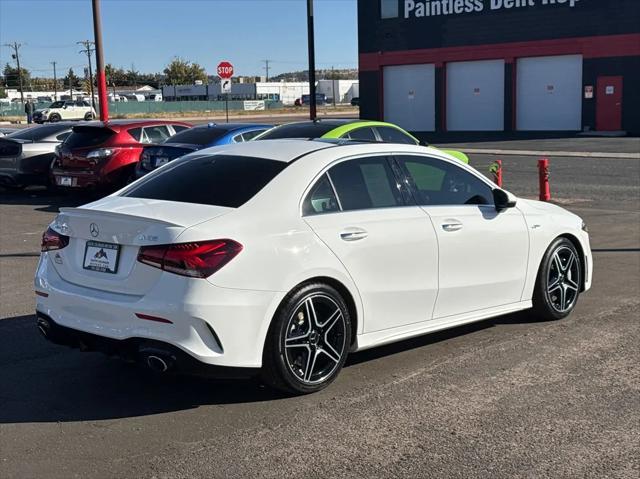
[490,159,503,187]
[538,158,551,201]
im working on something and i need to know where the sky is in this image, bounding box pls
[0,0,358,78]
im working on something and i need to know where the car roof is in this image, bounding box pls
[194,139,337,162]
[191,122,272,132]
[180,138,446,164]
[73,119,192,133]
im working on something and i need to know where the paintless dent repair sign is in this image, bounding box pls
[404,0,581,18]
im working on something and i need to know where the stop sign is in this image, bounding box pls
[217,61,234,79]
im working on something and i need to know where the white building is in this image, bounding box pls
[317,80,359,103]
[162,81,325,105]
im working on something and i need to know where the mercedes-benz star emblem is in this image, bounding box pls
[89,223,99,238]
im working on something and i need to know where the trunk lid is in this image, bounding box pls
[49,196,233,294]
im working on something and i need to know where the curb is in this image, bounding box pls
[443,148,640,160]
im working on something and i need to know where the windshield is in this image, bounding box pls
[7,124,71,142]
[63,127,114,149]
[123,154,287,207]
[49,101,65,109]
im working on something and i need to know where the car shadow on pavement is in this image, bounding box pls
[0,187,99,211]
[0,314,285,424]
[0,310,540,424]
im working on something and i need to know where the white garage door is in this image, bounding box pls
[517,55,583,131]
[383,64,435,132]
[446,60,505,131]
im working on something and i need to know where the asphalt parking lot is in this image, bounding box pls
[0,146,639,478]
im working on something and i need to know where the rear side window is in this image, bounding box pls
[143,125,171,143]
[123,155,287,208]
[398,155,494,206]
[241,129,267,141]
[303,174,340,216]
[345,127,377,142]
[328,157,403,211]
[64,127,114,149]
[375,127,416,145]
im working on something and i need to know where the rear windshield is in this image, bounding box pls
[64,127,114,149]
[7,124,70,142]
[122,154,287,207]
[257,122,338,140]
[165,127,229,146]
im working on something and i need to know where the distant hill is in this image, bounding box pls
[270,68,358,82]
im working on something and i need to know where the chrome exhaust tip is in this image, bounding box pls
[146,354,171,373]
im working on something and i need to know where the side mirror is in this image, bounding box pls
[418,140,429,147]
[493,189,517,212]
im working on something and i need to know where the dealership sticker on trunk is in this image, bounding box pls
[83,241,120,274]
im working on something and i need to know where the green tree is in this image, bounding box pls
[63,68,81,89]
[3,63,31,88]
[163,58,207,85]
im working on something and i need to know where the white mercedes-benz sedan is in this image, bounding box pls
[35,140,592,393]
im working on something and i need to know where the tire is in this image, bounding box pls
[49,113,61,123]
[262,282,352,394]
[84,112,94,121]
[532,237,582,321]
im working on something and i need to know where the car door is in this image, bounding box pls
[62,101,75,120]
[396,154,529,319]
[303,155,439,333]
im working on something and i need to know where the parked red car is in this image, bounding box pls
[51,120,191,190]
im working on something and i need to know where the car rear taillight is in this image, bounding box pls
[137,239,242,278]
[41,227,69,252]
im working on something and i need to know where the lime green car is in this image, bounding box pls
[254,119,469,164]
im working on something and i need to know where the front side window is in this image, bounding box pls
[302,174,340,216]
[397,155,494,206]
[328,156,403,211]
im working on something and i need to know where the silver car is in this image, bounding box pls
[0,124,74,189]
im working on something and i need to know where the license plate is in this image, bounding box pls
[57,176,74,187]
[83,241,120,274]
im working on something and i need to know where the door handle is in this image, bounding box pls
[442,222,463,232]
[340,228,368,241]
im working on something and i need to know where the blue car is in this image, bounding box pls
[135,122,272,178]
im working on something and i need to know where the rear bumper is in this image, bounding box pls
[51,167,102,188]
[36,312,259,378]
[35,253,285,368]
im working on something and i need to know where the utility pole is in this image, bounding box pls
[306,0,317,120]
[92,0,109,121]
[331,65,336,107]
[78,40,96,111]
[4,42,24,105]
[51,61,57,100]
[263,59,270,82]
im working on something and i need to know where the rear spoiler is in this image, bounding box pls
[58,207,181,227]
